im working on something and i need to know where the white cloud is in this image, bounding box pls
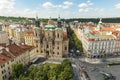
[0,0,15,11]
[79,8,91,12]
[63,1,73,6]
[79,9,84,12]
[115,3,120,9]
[78,0,94,13]
[88,3,93,6]
[42,2,54,8]
[59,1,73,9]
[78,0,93,8]
[0,0,16,16]
[87,0,93,6]
[94,8,104,12]
[78,3,88,8]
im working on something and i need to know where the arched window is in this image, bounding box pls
[57,33,59,38]
[65,46,67,50]
[47,44,49,48]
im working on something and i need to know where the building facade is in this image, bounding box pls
[0,31,8,44]
[24,31,34,46]
[74,19,120,58]
[34,16,69,58]
[0,43,37,80]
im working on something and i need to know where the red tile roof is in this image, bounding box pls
[101,28,115,31]
[63,32,68,40]
[112,31,120,36]
[20,44,35,51]
[0,49,14,65]
[7,44,25,56]
[25,31,34,35]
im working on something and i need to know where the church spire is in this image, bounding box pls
[57,14,62,28]
[97,18,102,30]
[35,14,40,27]
[48,16,52,24]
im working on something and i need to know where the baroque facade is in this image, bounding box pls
[34,16,69,58]
[74,19,120,58]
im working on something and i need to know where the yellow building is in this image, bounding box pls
[24,31,34,46]
[0,43,37,80]
[34,16,69,58]
[0,31,8,44]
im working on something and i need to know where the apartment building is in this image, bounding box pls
[0,31,8,44]
[24,31,34,46]
[75,19,120,58]
[0,43,36,80]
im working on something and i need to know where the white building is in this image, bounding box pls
[75,19,120,58]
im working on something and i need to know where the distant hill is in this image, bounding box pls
[66,17,120,23]
[0,16,120,23]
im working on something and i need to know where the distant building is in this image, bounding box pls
[2,24,32,43]
[75,19,120,58]
[0,31,8,44]
[0,43,37,80]
[34,16,69,58]
[24,31,34,46]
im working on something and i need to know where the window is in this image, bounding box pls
[9,72,10,75]
[2,76,4,80]
[65,46,67,50]
[57,42,59,45]
[53,52,54,54]
[37,50,39,52]
[57,52,59,55]
[47,44,49,48]
[41,51,43,53]
[57,47,59,49]
[36,33,37,36]
[57,33,59,38]
[36,45,38,47]
[2,71,4,74]
[8,67,10,70]
[11,59,14,62]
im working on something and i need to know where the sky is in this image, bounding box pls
[0,0,120,18]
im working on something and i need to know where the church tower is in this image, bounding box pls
[97,18,102,30]
[35,15,40,27]
[57,14,62,28]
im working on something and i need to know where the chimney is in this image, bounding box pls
[5,48,9,52]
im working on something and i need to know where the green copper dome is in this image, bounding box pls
[57,17,61,22]
[44,24,56,30]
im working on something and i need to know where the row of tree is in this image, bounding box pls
[11,59,74,80]
[1,16,120,23]
[67,26,83,52]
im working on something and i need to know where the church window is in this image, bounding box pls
[57,47,59,49]
[57,33,59,38]
[65,46,67,50]
[47,44,49,48]
[57,52,59,55]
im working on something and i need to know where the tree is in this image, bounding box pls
[11,60,74,80]
[12,63,24,79]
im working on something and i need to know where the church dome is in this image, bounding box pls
[44,24,56,30]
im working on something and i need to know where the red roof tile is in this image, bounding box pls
[0,49,14,65]
[7,44,25,56]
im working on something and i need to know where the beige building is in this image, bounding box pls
[0,43,37,80]
[0,31,8,44]
[34,16,69,58]
[74,19,120,58]
[24,31,34,46]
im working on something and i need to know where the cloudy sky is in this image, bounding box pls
[0,0,120,18]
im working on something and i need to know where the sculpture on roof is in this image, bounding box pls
[97,18,102,30]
